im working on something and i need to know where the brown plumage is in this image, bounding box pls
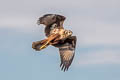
[32,14,77,71]
[37,14,65,37]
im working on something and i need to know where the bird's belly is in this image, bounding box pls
[50,28,72,41]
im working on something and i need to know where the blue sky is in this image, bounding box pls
[0,0,120,80]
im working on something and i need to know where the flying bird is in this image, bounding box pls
[32,14,77,71]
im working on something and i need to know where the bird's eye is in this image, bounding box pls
[54,24,57,27]
[68,31,71,34]
[64,31,67,34]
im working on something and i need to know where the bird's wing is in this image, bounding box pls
[37,14,66,37]
[37,14,66,27]
[57,36,77,71]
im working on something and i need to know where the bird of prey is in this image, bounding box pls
[32,14,77,71]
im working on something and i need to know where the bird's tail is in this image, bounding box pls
[32,39,50,51]
[32,33,60,51]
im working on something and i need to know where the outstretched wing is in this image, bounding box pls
[57,36,77,71]
[37,14,66,37]
[37,14,66,27]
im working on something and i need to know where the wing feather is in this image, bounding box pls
[37,14,66,37]
[58,36,77,71]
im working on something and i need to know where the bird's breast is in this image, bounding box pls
[50,28,72,40]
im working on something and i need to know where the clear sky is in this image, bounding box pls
[0,0,120,80]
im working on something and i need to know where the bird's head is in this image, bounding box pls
[37,14,66,26]
[64,30,73,37]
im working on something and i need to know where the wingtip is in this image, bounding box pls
[60,64,69,72]
[37,20,40,25]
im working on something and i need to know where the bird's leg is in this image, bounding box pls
[40,34,60,50]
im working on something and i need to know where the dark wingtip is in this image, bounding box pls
[37,19,40,25]
[56,14,66,21]
[37,16,44,25]
[60,64,69,72]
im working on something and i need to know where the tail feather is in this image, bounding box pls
[32,40,49,51]
[32,33,60,51]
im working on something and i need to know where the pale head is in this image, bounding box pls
[64,30,73,37]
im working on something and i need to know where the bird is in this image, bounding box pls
[32,14,77,71]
